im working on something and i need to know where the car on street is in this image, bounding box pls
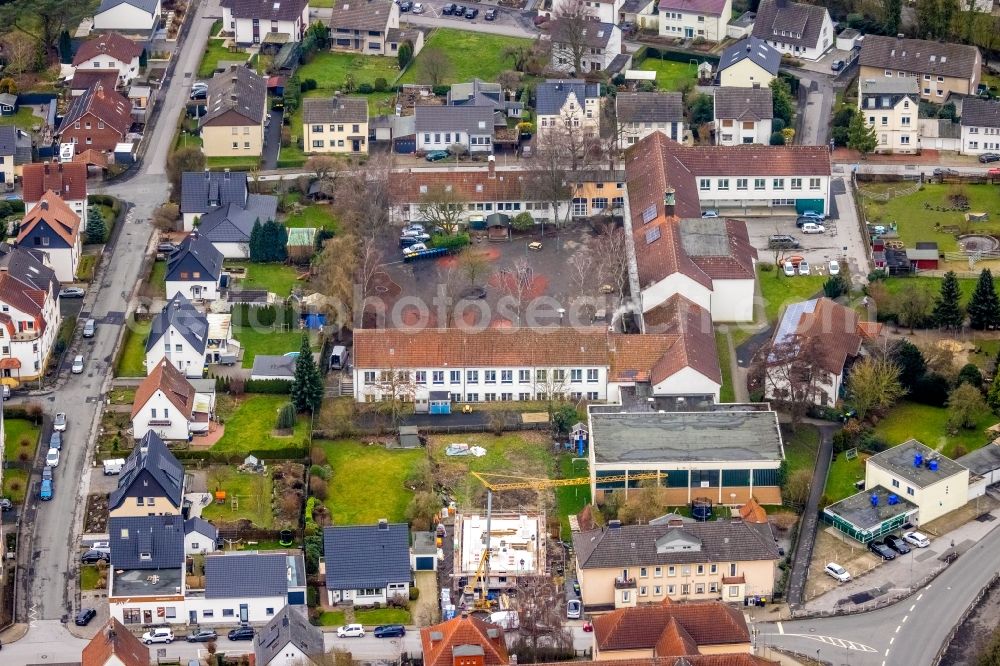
[830,59,845,72]
[932,167,959,176]
[81,549,109,563]
[783,261,796,277]
[374,624,406,638]
[2,385,8,400]
[45,447,60,467]
[72,354,85,374]
[979,153,1000,163]
[454,4,466,15]
[187,628,219,642]
[572,580,581,596]
[701,209,719,218]
[228,625,255,641]
[338,624,365,638]
[412,2,424,11]
[442,3,455,13]
[425,150,449,162]
[828,260,840,276]
[566,599,581,619]
[798,260,810,275]
[824,562,851,582]
[39,477,53,500]
[884,534,912,555]
[49,431,62,450]
[83,318,96,338]
[0,498,11,512]
[904,531,931,548]
[868,540,897,560]
[768,234,799,250]
[142,628,174,645]
[59,287,85,298]
[801,210,826,221]
[485,7,496,19]
[465,7,478,18]
[53,412,67,431]
[801,222,825,234]
[75,608,97,626]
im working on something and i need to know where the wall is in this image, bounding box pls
[651,366,720,403]
[202,124,264,158]
[304,121,370,154]
[960,124,1000,155]
[132,390,191,440]
[110,496,182,518]
[73,55,140,85]
[185,531,218,555]
[715,118,772,146]
[719,60,776,89]
[760,11,833,61]
[213,241,249,259]
[166,279,220,302]
[695,173,830,215]
[61,114,127,153]
[865,464,969,524]
[38,241,81,283]
[640,272,712,314]
[710,277,755,322]
[112,593,289,626]
[0,292,60,383]
[858,65,979,101]
[94,2,158,31]
[145,327,206,378]
[620,120,685,146]
[658,0,731,42]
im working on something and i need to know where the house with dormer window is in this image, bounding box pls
[548,19,625,74]
[858,77,920,154]
[535,79,602,137]
[750,0,832,61]
[859,35,980,102]
[221,0,310,46]
[415,106,495,154]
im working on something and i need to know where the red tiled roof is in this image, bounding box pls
[69,69,120,92]
[391,169,534,204]
[0,272,48,341]
[73,33,143,67]
[608,334,682,383]
[593,602,751,652]
[82,619,150,666]
[780,297,863,376]
[643,294,722,385]
[0,358,21,370]
[60,82,132,140]
[132,358,196,420]
[17,192,81,247]
[653,617,699,657]
[738,497,768,523]
[420,616,509,666]
[22,161,88,204]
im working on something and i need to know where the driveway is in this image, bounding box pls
[262,109,282,170]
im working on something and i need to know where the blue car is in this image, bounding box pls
[40,478,53,500]
[374,624,406,638]
[425,150,449,162]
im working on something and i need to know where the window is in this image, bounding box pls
[415,371,427,384]
[587,368,599,383]
[467,370,479,383]
[696,584,705,594]
[906,486,915,496]
[123,608,141,624]
[790,178,802,190]
[536,369,547,382]
[699,178,710,190]
[710,582,718,593]
[730,563,737,576]
[203,609,215,618]
[891,478,900,488]
[591,197,608,210]
[570,369,582,382]
[729,586,740,598]
[681,584,690,595]
[450,370,461,384]
[668,566,676,576]
[432,371,444,384]
[754,178,766,190]
[266,608,275,616]
[640,567,648,577]
[717,178,730,191]
[485,370,497,383]
[696,564,704,574]
[467,393,479,402]
[773,178,784,189]
[364,371,376,383]
[710,564,717,574]
[621,591,630,603]
[654,567,662,577]
[667,584,675,594]
[223,609,235,617]
[639,586,648,596]
[736,178,748,190]
[553,369,565,382]
[586,391,598,400]
[519,369,530,383]
[519,392,530,400]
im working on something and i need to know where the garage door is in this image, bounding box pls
[796,198,825,215]
[415,556,435,571]
[288,591,306,605]
[394,136,416,154]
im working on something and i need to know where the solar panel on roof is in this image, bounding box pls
[642,205,657,224]
[645,227,661,245]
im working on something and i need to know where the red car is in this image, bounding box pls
[988,168,1000,176]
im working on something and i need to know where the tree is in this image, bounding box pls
[524,132,573,236]
[496,69,523,97]
[511,576,572,663]
[85,207,107,244]
[549,0,595,75]
[398,40,414,69]
[932,270,965,329]
[58,29,72,64]
[846,357,905,421]
[512,211,535,232]
[755,334,828,430]
[891,340,927,394]
[968,268,1000,330]
[305,155,338,181]
[166,147,206,203]
[290,334,323,413]
[0,78,14,95]
[0,0,90,59]
[783,469,813,509]
[770,77,795,127]
[948,382,987,430]
[416,47,452,87]
[957,362,984,389]
[405,491,440,531]
[988,373,1000,415]
[916,0,944,38]
[151,203,180,232]
[883,0,902,35]
[372,367,417,424]
[847,111,878,156]
[249,219,264,262]
[595,223,630,301]
[458,250,490,288]
[262,219,288,262]
[0,33,41,77]
[305,20,329,50]
[893,281,934,332]
[689,93,714,126]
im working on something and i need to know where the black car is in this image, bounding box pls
[868,540,897,560]
[75,608,97,626]
[465,7,478,17]
[454,4,466,14]
[768,234,800,250]
[884,534,911,555]
[932,167,959,176]
[81,549,109,564]
[157,243,177,254]
[0,498,13,512]
[186,628,219,642]
[374,624,407,638]
[484,7,496,19]
[228,626,255,641]
[399,1,412,10]
[979,153,1000,163]
[795,216,813,228]
[442,3,455,13]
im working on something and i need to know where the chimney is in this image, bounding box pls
[663,187,675,216]
[430,631,444,643]
[40,200,49,211]
[224,168,231,180]
[667,517,683,528]
[488,155,496,179]
[378,518,389,530]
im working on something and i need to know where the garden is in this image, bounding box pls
[757,264,829,324]
[630,55,699,92]
[198,39,247,78]
[115,320,151,377]
[201,466,276,527]
[212,394,310,453]
[399,29,534,86]
[4,418,41,465]
[225,261,303,297]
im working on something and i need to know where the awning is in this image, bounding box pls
[0,358,21,369]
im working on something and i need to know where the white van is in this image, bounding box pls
[103,459,126,475]
[566,599,581,619]
[329,345,349,370]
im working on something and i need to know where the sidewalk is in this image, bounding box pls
[832,148,983,166]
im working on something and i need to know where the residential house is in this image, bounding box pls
[57,83,133,154]
[302,96,369,154]
[590,601,754,655]
[16,192,82,283]
[81,619,150,666]
[131,358,214,441]
[164,233,225,302]
[550,0,622,24]
[22,161,88,219]
[718,37,782,88]
[0,125,32,189]
[536,79,602,136]
[616,92,685,146]
[253,606,325,666]
[221,0,310,45]
[197,193,279,258]
[328,0,399,55]
[750,0,833,61]
[93,0,162,33]
[0,243,61,384]
[180,170,250,230]
[106,513,186,627]
[657,0,732,42]
[109,431,186,518]
[859,35,981,102]
[713,87,773,145]
[185,517,219,554]
[858,77,920,154]
[763,297,881,407]
[421,615,510,666]
[548,20,626,74]
[415,105,495,155]
[960,97,1000,155]
[72,33,143,86]
[145,293,209,376]
[575,518,781,610]
[448,79,523,118]
[323,521,412,605]
[250,354,299,380]
[69,69,120,97]
[200,66,267,158]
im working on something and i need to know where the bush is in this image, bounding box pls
[429,233,470,250]
[309,464,330,480]
[912,372,950,407]
[310,446,327,465]
[432,85,450,97]
[302,78,317,91]
[957,363,984,389]
[769,131,786,145]
[409,586,420,601]
[512,211,534,232]
[311,477,328,500]
[373,77,388,92]
[759,262,774,272]
[276,402,297,429]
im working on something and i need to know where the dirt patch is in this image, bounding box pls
[804,529,882,601]
[489,269,551,300]
[84,494,109,534]
[941,576,1000,664]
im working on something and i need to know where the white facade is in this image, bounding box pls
[658,0,732,41]
[859,81,919,155]
[397,199,569,226]
[551,24,623,73]
[865,461,969,525]
[145,325,206,377]
[110,589,289,627]
[40,237,82,284]
[639,273,754,323]
[326,582,409,606]
[25,196,87,221]
[93,0,162,32]
[185,530,218,555]
[132,390,192,441]
[620,119,685,146]
[416,129,493,154]
[549,0,621,24]
[714,116,772,146]
[73,53,141,86]
[695,173,831,215]
[537,91,602,136]
[166,278,221,302]
[223,3,310,45]
[0,291,60,383]
[211,241,250,259]
[263,642,317,666]
[760,10,833,61]
[961,124,1000,155]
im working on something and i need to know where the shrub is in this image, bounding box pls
[432,85,450,97]
[276,402,297,430]
[26,404,43,424]
[229,377,246,396]
[512,212,534,232]
[305,496,316,523]
[769,131,786,145]
[311,477,328,500]
[912,372,950,407]
[310,446,327,465]
[373,77,388,92]
[309,464,330,480]
[759,262,774,272]
[358,83,374,94]
[302,78,317,91]
[957,363,984,389]
[244,378,292,394]
[18,436,30,448]
[409,586,420,601]
[429,233,470,250]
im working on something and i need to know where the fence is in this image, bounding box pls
[856,181,922,202]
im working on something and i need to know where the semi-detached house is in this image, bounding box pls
[16,192,82,283]
[859,35,981,102]
[750,0,833,61]
[221,0,310,45]
[960,97,1000,155]
[0,244,61,384]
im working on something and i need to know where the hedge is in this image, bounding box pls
[171,446,308,462]
[231,304,296,328]
[429,233,470,250]
[214,376,292,394]
[634,45,719,65]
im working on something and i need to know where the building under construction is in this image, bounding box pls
[453,512,546,593]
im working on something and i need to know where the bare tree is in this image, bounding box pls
[1,33,40,77]
[306,155,338,181]
[373,368,418,425]
[549,0,596,75]
[893,281,933,333]
[523,135,573,237]
[499,257,533,324]
[567,246,594,298]
[511,576,573,663]
[595,224,629,301]
[458,250,490,288]
[334,154,395,240]
[496,69,523,98]
[151,203,180,232]
[416,47,453,87]
[846,357,904,421]
[754,334,828,431]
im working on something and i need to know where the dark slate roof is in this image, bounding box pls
[573,521,780,569]
[221,0,309,21]
[251,354,297,378]
[109,432,185,510]
[97,0,160,15]
[185,516,219,540]
[536,79,601,116]
[957,443,1000,476]
[657,0,728,15]
[201,66,267,126]
[616,92,684,124]
[0,243,58,295]
[146,293,209,355]
[205,553,289,598]
[329,0,395,33]
[0,126,17,156]
[961,97,1000,128]
[719,36,781,75]
[714,87,773,120]
[198,194,278,243]
[751,0,829,50]
[109,515,185,570]
[860,35,980,81]
[549,19,616,48]
[414,105,495,135]
[324,523,412,589]
[166,233,224,282]
[180,171,249,215]
[254,607,324,666]
[302,96,368,124]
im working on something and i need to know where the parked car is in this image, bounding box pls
[824,562,851,582]
[403,223,426,233]
[75,608,97,626]
[868,540,897,560]
[90,541,111,554]
[795,216,814,228]
[412,2,424,11]
[829,260,840,276]
[830,59,845,72]
[801,222,826,234]
[103,458,126,475]
[39,477,52,500]
[83,318,96,338]
[403,242,428,256]
[768,234,799,250]
[81,549,109,563]
[979,153,1000,163]
[442,3,455,13]
[72,355,85,374]
[425,150,450,162]
[228,626,255,641]
[0,498,12,512]
[933,167,958,176]
[2,385,8,400]
[988,167,1000,177]
[59,287,85,298]
[374,624,406,638]
[53,412,67,431]
[45,447,60,468]
[572,580,581,596]
[798,260,810,275]
[49,431,62,451]
[801,210,826,221]
[398,0,411,10]
[158,242,177,254]
[187,628,219,642]
[701,209,719,218]
[337,624,366,638]
[142,628,174,644]
[399,233,430,247]
[484,7,496,19]
[884,534,912,555]
[904,531,931,548]
[189,88,207,100]
[465,7,478,18]
[566,599,581,619]
[783,261,796,277]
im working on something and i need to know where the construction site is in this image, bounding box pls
[453,512,546,593]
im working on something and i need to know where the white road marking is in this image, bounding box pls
[885,649,890,656]
[909,604,915,611]
[777,622,784,635]
[903,615,909,623]
[890,637,895,645]
[895,626,901,633]
[765,634,878,653]
[917,593,924,601]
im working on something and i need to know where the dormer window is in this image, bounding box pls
[139,552,152,560]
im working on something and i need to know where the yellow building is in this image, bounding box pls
[865,440,969,526]
[108,432,185,519]
[858,78,920,154]
[200,66,267,158]
[859,35,980,102]
[718,37,780,89]
[302,96,369,154]
[572,519,780,612]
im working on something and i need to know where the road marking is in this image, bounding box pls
[767,634,877,652]
[777,622,784,635]
[895,626,901,633]
[885,649,891,656]
[909,604,915,611]
[903,615,908,623]
[917,593,924,601]
[890,637,895,645]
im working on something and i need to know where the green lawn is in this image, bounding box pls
[3,468,27,504]
[226,262,302,296]
[109,387,137,405]
[234,326,313,368]
[298,52,401,90]
[213,395,308,453]
[825,451,867,503]
[399,29,532,85]
[201,467,275,526]
[282,89,389,168]
[355,608,411,625]
[206,155,261,170]
[758,267,828,324]
[972,339,1000,371]
[198,40,246,78]
[4,419,40,465]
[80,565,102,591]
[317,610,346,626]
[631,57,699,92]
[0,107,42,131]
[715,331,735,403]
[555,455,590,540]
[861,183,1000,253]
[284,203,338,230]
[783,424,820,478]
[320,440,424,524]
[148,260,167,297]
[77,254,98,281]
[116,321,151,377]
[874,400,994,459]
[430,432,555,505]
[877,275,978,311]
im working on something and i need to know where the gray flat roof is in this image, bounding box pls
[590,409,783,464]
[867,439,967,488]
[957,443,1000,476]
[824,485,918,530]
[111,567,184,597]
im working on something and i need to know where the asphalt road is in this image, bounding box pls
[756,522,1000,666]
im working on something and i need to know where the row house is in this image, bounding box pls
[221,0,310,45]
[0,244,61,384]
[859,35,981,102]
[960,97,1000,155]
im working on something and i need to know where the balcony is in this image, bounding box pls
[614,576,637,590]
[148,419,172,426]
